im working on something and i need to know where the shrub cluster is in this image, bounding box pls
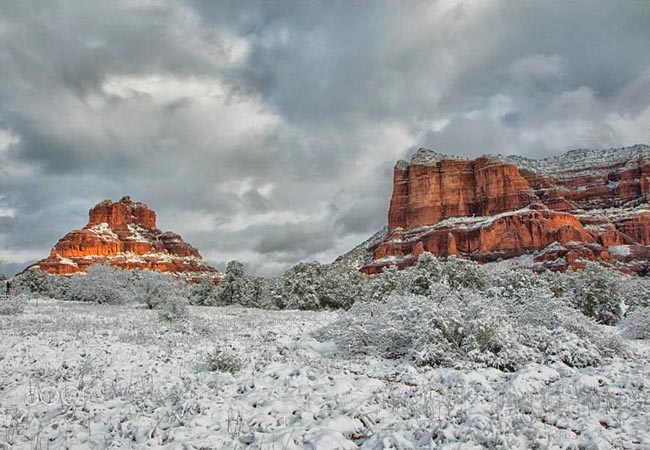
[315,286,623,371]
[190,260,366,310]
[12,265,190,314]
[10,251,646,333]
[0,294,27,315]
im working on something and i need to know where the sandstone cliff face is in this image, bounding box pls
[362,144,650,274]
[33,197,222,283]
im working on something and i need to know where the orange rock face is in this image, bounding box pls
[32,196,223,283]
[362,145,650,274]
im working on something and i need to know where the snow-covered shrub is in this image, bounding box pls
[367,265,410,300]
[508,294,623,367]
[157,296,190,322]
[619,307,650,339]
[246,276,279,309]
[11,268,69,299]
[67,265,134,304]
[277,262,323,309]
[65,265,191,307]
[314,290,524,369]
[316,283,623,370]
[389,253,489,296]
[402,252,444,296]
[314,294,434,357]
[203,347,243,373]
[443,256,489,290]
[489,268,552,300]
[318,265,367,309]
[540,269,572,297]
[131,270,189,309]
[416,289,530,371]
[619,275,650,311]
[190,276,223,306]
[219,260,255,306]
[0,295,26,315]
[568,263,624,325]
[541,328,604,367]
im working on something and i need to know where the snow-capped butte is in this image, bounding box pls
[363,144,650,275]
[30,196,223,283]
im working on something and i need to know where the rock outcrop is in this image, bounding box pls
[32,197,223,283]
[362,144,650,274]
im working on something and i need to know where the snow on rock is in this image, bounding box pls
[29,196,223,283]
[363,144,650,275]
[609,245,632,257]
[495,144,650,179]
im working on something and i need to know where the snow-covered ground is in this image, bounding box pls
[1,299,650,449]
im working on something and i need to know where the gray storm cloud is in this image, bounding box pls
[1,0,649,276]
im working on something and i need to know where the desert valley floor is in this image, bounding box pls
[2,299,649,450]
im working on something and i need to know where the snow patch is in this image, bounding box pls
[408,145,650,179]
[126,224,149,242]
[494,144,650,178]
[56,256,78,266]
[89,222,118,239]
[410,148,469,166]
[609,245,632,257]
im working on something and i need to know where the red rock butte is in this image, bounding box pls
[32,196,223,283]
[361,144,650,275]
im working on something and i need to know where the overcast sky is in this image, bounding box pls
[1,0,650,276]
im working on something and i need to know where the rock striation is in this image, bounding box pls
[361,144,650,274]
[32,196,223,283]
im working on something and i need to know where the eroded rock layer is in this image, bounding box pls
[362,144,650,274]
[32,196,222,283]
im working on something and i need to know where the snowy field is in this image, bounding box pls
[2,298,650,450]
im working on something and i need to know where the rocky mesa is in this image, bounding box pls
[31,196,223,283]
[361,144,650,275]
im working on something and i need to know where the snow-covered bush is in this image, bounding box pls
[442,256,489,290]
[568,263,624,325]
[131,270,189,308]
[318,265,366,309]
[619,307,650,339]
[417,290,525,371]
[11,268,69,299]
[219,260,255,306]
[400,252,444,296]
[316,284,623,370]
[367,265,410,300]
[65,265,191,307]
[314,294,433,357]
[277,262,323,309]
[190,276,223,306]
[619,275,650,311]
[488,268,552,300]
[0,295,27,315]
[314,291,524,369]
[246,276,279,309]
[540,269,572,297]
[67,265,134,304]
[203,347,243,373]
[157,296,190,322]
[541,328,605,367]
[395,253,489,297]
